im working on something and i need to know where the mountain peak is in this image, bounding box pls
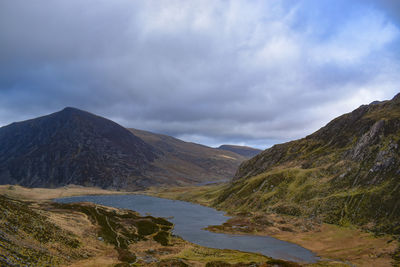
[58,106,91,116]
[0,108,157,189]
[61,106,80,111]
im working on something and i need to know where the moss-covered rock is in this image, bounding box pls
[153,231,170,246]
[158,259,189,266]
[205,260,300,267]
[136,220,160,236]
[117,248,136,263]
[54,202,174,250]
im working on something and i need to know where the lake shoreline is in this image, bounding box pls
[56,194,319,264]
[142,185,400,267]
[2,184,398,266]
[0,185,302,266]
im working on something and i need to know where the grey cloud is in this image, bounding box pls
[0,0,399,149]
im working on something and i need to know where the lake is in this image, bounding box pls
[55,194,318,263]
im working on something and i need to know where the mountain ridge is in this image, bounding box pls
[0,107,158,189]
[129,128,247,184]
[218,145,262,158]
[215,93,400,236]
[0,107,251,189]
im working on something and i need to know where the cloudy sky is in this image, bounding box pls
[0,0,399,149]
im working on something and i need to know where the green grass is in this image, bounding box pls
[176,245,270,264]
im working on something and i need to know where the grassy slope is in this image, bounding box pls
[214,96,400,237]
[0,193,175,266]
[0,184,130,201]
[129,128,247,185]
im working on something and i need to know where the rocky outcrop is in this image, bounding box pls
[350,120,384,161]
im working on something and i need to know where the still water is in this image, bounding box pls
[56,194,318,263]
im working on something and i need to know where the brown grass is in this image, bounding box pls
[0,184,130,201]
[275,224,398,267]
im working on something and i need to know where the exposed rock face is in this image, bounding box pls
[350,120,384,161]
[392,92,400,102]
[218,145,262,158]
[0,107,158,189]
[216,93,400,235]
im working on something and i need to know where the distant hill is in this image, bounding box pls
[215,93,400,235]
[0,108,247,189]
[218,145,261,158]
[129,129,247,184]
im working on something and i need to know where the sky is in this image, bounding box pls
[0,0,399,149]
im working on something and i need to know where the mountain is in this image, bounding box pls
[0,107,158,189]
[0,107,248,189]
[218,145,262,158]
[129,129,247,184]
[215,93,400,235]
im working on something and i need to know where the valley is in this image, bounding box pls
[140,94,400,266]
[3,0,400,265]
[145,184,399,266]
[1,183,399,266]
[1,94,400,266]
[0,185,304,266]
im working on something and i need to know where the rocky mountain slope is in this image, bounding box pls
[0,107,158,189]
[215,93,400,236]
[218,145,261,158]
[129,129,247,184]
[0,108,248,189]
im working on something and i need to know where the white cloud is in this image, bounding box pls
[311,11,399,64]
